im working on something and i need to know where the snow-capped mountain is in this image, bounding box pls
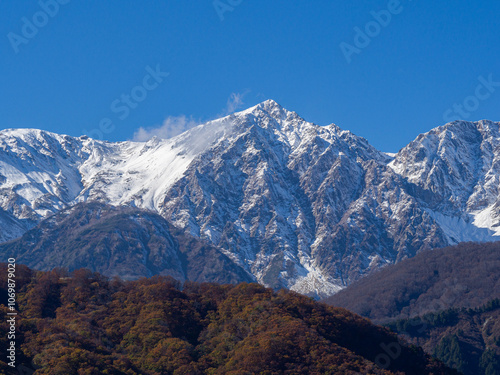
[390,120,500,242]
[1,100,499,297]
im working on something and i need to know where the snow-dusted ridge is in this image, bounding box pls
[1,102,500,297]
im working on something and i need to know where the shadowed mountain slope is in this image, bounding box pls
[0,202,251,284]
[324,242,500,322]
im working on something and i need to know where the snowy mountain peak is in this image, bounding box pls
[237,99,301,125]
[408,119,500,147]
[252,99,283,113]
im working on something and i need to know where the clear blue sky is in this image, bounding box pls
[1,1,499,152]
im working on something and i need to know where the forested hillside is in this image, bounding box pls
[0,264,456,374]
[324,241,500,375]
[325,242,500,322]
[386,300,500,375]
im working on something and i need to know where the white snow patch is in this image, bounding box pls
[426,209,497,244]
[472,205,500,236]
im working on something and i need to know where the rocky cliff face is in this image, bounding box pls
[1,100,499,297]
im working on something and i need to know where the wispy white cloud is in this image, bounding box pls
[132,115,199,141]
[225,92,246,114]
[132,91,250,142]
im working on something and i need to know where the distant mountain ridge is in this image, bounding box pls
[1,100,500,297]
